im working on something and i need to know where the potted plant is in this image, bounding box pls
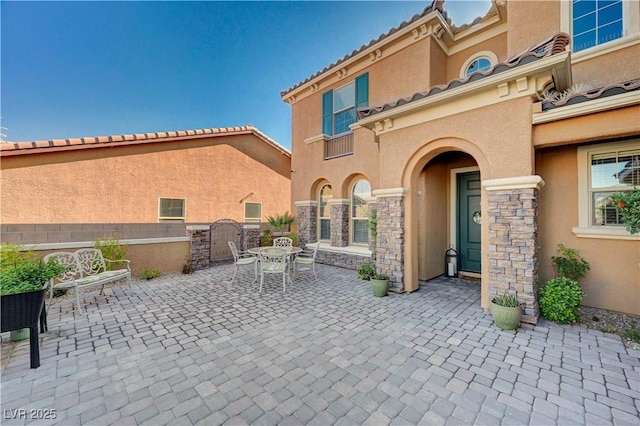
[370,272,389,297]
[0,244,65,368]
[490,294,522,331]
[357,262,376,280]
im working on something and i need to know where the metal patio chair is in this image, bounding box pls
[228,241,257,284]
[258,247,289,292]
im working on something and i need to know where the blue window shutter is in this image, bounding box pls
[355,73,369,109]
[322,90,333,135]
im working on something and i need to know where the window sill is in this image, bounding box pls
[307,242,372,257]
[572,226,639,240]
[571,35,640,64]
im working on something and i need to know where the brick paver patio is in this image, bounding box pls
[1,264,639,425]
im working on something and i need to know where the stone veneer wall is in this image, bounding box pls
[316,251,370,270]
[295,202,317,247]
[187,226,211,271]
[186,224,260,271]
[376,195,405,291]
[486,185,541,324]
[330,201,350,247]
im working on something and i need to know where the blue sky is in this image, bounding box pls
[1,1,491,148]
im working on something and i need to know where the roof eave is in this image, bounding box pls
[357,50,572,128]
[280,9,445,103]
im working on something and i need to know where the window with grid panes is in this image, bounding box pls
[351,180,371,244]
[590,148,639,227]
[572,0,623,52]
[319,184,332,241]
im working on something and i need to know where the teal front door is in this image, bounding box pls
[457,171,481,273]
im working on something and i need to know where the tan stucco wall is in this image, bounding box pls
[35,240,189,275]
[2,135,291,224]
[572,44,640,88]
[536,146,640,316]
[506,0,560,57]
[534,105,640,147]
[447,33,508,79]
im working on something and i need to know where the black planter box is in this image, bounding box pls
[1,289,47,368]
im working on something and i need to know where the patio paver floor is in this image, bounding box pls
[1,264,639,425]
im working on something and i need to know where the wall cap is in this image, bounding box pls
[23,237,190,251]
[306,242,372,257]
[186,225,210,231]
[482,176,545,191]
[372,187,408,197]
[295,200,319,207]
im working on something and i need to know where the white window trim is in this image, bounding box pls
[574,140,640,240]
[244,202,262,223]
[561,0,640,63]
[158,197,186,222]
[459,51,499,79]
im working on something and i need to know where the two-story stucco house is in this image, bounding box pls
[281,0,639,322]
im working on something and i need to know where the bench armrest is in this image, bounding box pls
[104,258,131,271]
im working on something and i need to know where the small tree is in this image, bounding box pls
[94,234,128,271]
[265,211,295,234]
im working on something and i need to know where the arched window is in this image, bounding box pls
[318,184,332,241]
[465,57,492,77]
[351,180,371,244]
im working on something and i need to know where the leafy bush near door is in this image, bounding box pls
[540,244,590,324]
[539,277,586,323]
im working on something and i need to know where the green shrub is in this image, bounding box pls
[551,244,590,281]
[357,262,376,281]
[260,230,273,247]
[492,294,519,308]
[140,269,162,280]
[265,211,295,233]
[287,232,299,247]
[94,234,128,271]
[0,244,65,296]
[539,277,585,324]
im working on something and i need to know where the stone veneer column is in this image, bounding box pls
[372,188,407,291]
[295,201,317,246]
[329,199,350,247]
[186,225,211,271]
[483,176,545,324]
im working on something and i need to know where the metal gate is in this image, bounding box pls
[210,219,243,265]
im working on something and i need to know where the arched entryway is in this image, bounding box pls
[415,151,481,281]
[401,138,490,309]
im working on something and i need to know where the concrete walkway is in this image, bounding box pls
[1,264,639,425]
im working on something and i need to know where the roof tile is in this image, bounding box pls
[358,33,571,119]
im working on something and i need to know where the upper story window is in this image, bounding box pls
[322,73,368,136]
[319,184,332,241]
[244,202,262,223]
[465,57,492,77]
[572,0,623,52]
[459,51,498,79]
[351,180,371,245]
[159,198,186,222]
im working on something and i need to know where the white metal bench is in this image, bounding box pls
[44,248,132,313]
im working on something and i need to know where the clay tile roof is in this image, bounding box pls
[541,78,640,110]
[358,32,571,119]
[1,125,290,157]
[280,0,445,97]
